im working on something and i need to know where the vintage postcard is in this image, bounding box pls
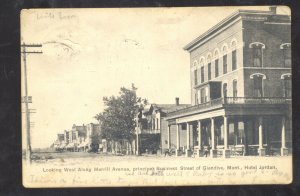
[21,6,292,187]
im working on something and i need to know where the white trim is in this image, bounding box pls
[264,22,291,25]
[281,73,292,79]
[199,56,205,65]
[280,43,291,49]
[230,38,238,49]
[213,48,220,59]
[206,53,212,62]
[249,42,265,49]
[244,67,291,70]
[250,73,266,79]
[222,43,229,54]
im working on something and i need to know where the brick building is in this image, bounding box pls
[165,7,291,158]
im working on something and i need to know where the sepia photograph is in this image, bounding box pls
[21,6,292,187]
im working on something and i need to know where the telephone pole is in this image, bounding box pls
[21,43,42,164]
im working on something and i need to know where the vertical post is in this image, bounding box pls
[258,116,266,156]
[223,116,230,158]
[211,118,215,150]
[198,120,202,150]
[176,124,180,156]
[281,116,288,156]
[22,44,31,164]
[186,122,191,157]
[186,123,190,149]
[210,118,217,158]
[224,116,228,149]
[167,125,171,149]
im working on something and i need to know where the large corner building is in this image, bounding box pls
[165,7,291,158]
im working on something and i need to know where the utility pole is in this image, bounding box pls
[21,43,42,164]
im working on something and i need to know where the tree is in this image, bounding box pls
[95,84,147,154]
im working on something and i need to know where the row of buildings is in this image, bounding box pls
[52,123,101,152]
[136,6,292,158]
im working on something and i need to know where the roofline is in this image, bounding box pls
[183,9,284,51]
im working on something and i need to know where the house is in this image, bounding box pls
[136,98,190,154]
[164,7,291,158]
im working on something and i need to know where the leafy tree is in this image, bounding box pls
[95,84,147,154]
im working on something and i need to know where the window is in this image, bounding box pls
[253,76,263,97]
[181,123,187,130]
[283,75,291,98]
[194,69,198,85]
[201,66,204,83]
[222,45,228,74]
[195,93,198,105]
[215,59,219,77]
[223,55,227,74]
[200,88,206,103]
[233,80,237,97]
[232,50,237,70]
[197,90,201,104]
[250,42,265,67]
[223,83,227,98]
[208,63,211,80]
[281,44,291,67]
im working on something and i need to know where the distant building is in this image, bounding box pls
[52,123,102,152]
[136,98,190,154]
[165,7,291,158]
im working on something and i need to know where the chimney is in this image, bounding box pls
[175,97,179,106]
[269,6,277,14]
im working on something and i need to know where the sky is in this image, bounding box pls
[21,6,290,148]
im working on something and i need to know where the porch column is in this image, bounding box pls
[223,116,230,158]
[176,124,180,156]
[210,118,218,158]
[167,125,171,149]
[196,120,202,157]
[186,122,192,157]
[281,116,288,156]
[258,116,266,156]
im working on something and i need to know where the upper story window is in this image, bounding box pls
[233,80,237,97]
[207,54,212,80]
[214,50,219,77]
[231,40,237,70]
[223,83,227,98]
[194,69,198,85]
[281,73,291,98]
[280,43,291,67]
[200,66,204,83]
[249,42,265,67]
[222,45,228,74]
[250,73,266,97]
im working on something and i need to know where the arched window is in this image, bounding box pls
[222,45,228,74]
[233,80,237,97]
[207,54,212,80]
[193,61,198,85]
[200,58,205,83]
[214,50,219,77]
[250,73,266,97]
[223,83,227,98]
[249,42,265,67]
[280,43,291,67]
[281,74,291,98]
[231,40,237,70]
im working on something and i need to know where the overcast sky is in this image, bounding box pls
[21,6,290,148]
